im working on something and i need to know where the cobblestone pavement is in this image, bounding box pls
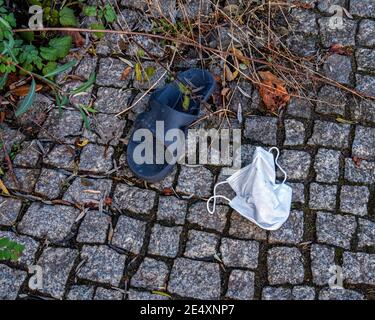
[1,0,375,300]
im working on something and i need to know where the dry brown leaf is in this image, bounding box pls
[224,64,238,82]
[259,71,286,86]
[104,197,112,206]
[120,66,132,81]
[5,73,19,88]
[221,87,230,96]
[11,84,43,97]
[162,188,174,196]
[0,111,5,123]
[230,47,250,67]
[213,74,221,83]
[62,31,85,47]
[76,138,89,148]
[258,71,290,113]
[329,44,352,56]
[352,156,362,168]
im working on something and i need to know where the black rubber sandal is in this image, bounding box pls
[127,68,215,182]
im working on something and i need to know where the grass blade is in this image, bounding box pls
[55,92,69,115]
[43,60,77,78]
[151,291,171,298]
[71,72,96,94]
[77,105,91,131]
[0,72,8,90]
[15,78,36,117]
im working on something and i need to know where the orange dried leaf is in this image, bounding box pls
[120,66,132,81]
[258,71,290,113]
[11,84,43,97]
[329,44,352,56]
[162,188,174,196]
[104,197,113,206]
[259,71,285,86]
[213,74,221,83]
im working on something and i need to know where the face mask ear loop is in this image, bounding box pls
[207,181,231,214]
[268,147,287,184]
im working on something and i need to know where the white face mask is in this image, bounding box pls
[207,147,292,231]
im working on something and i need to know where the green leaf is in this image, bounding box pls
[43,59,76,78]
[3,29,12,40]
[178,82,190,94]
[44,7,60,26]
[59,7,77,27]
[15,78,36,117]
[90,23,105,39]
[0,237,24,262]
[2,39,18,63]
[71,72,96,94]
[20,31,34,42]
[144,66,155,80]
[0,72,8,90]
[42,61,58,76]
[40,46,59,61]
[0,17,11,30]
[14,243,25,252]
[83,6,97,17]
[178,83,191,111]
[136,49,145,58]
[4,13,16,27]
[0,251,10,260]
[10,252,18,261]
[182,94,190,110]
[49,36,72,58]
[104,4,117,23]
[0,238,10,247]
[135,62,142,82]
[80,105,98,114]
[18,45,39,65]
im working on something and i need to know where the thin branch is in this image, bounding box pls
[12,27,375,101]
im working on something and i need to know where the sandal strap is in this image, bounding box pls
[132,94,198,148]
